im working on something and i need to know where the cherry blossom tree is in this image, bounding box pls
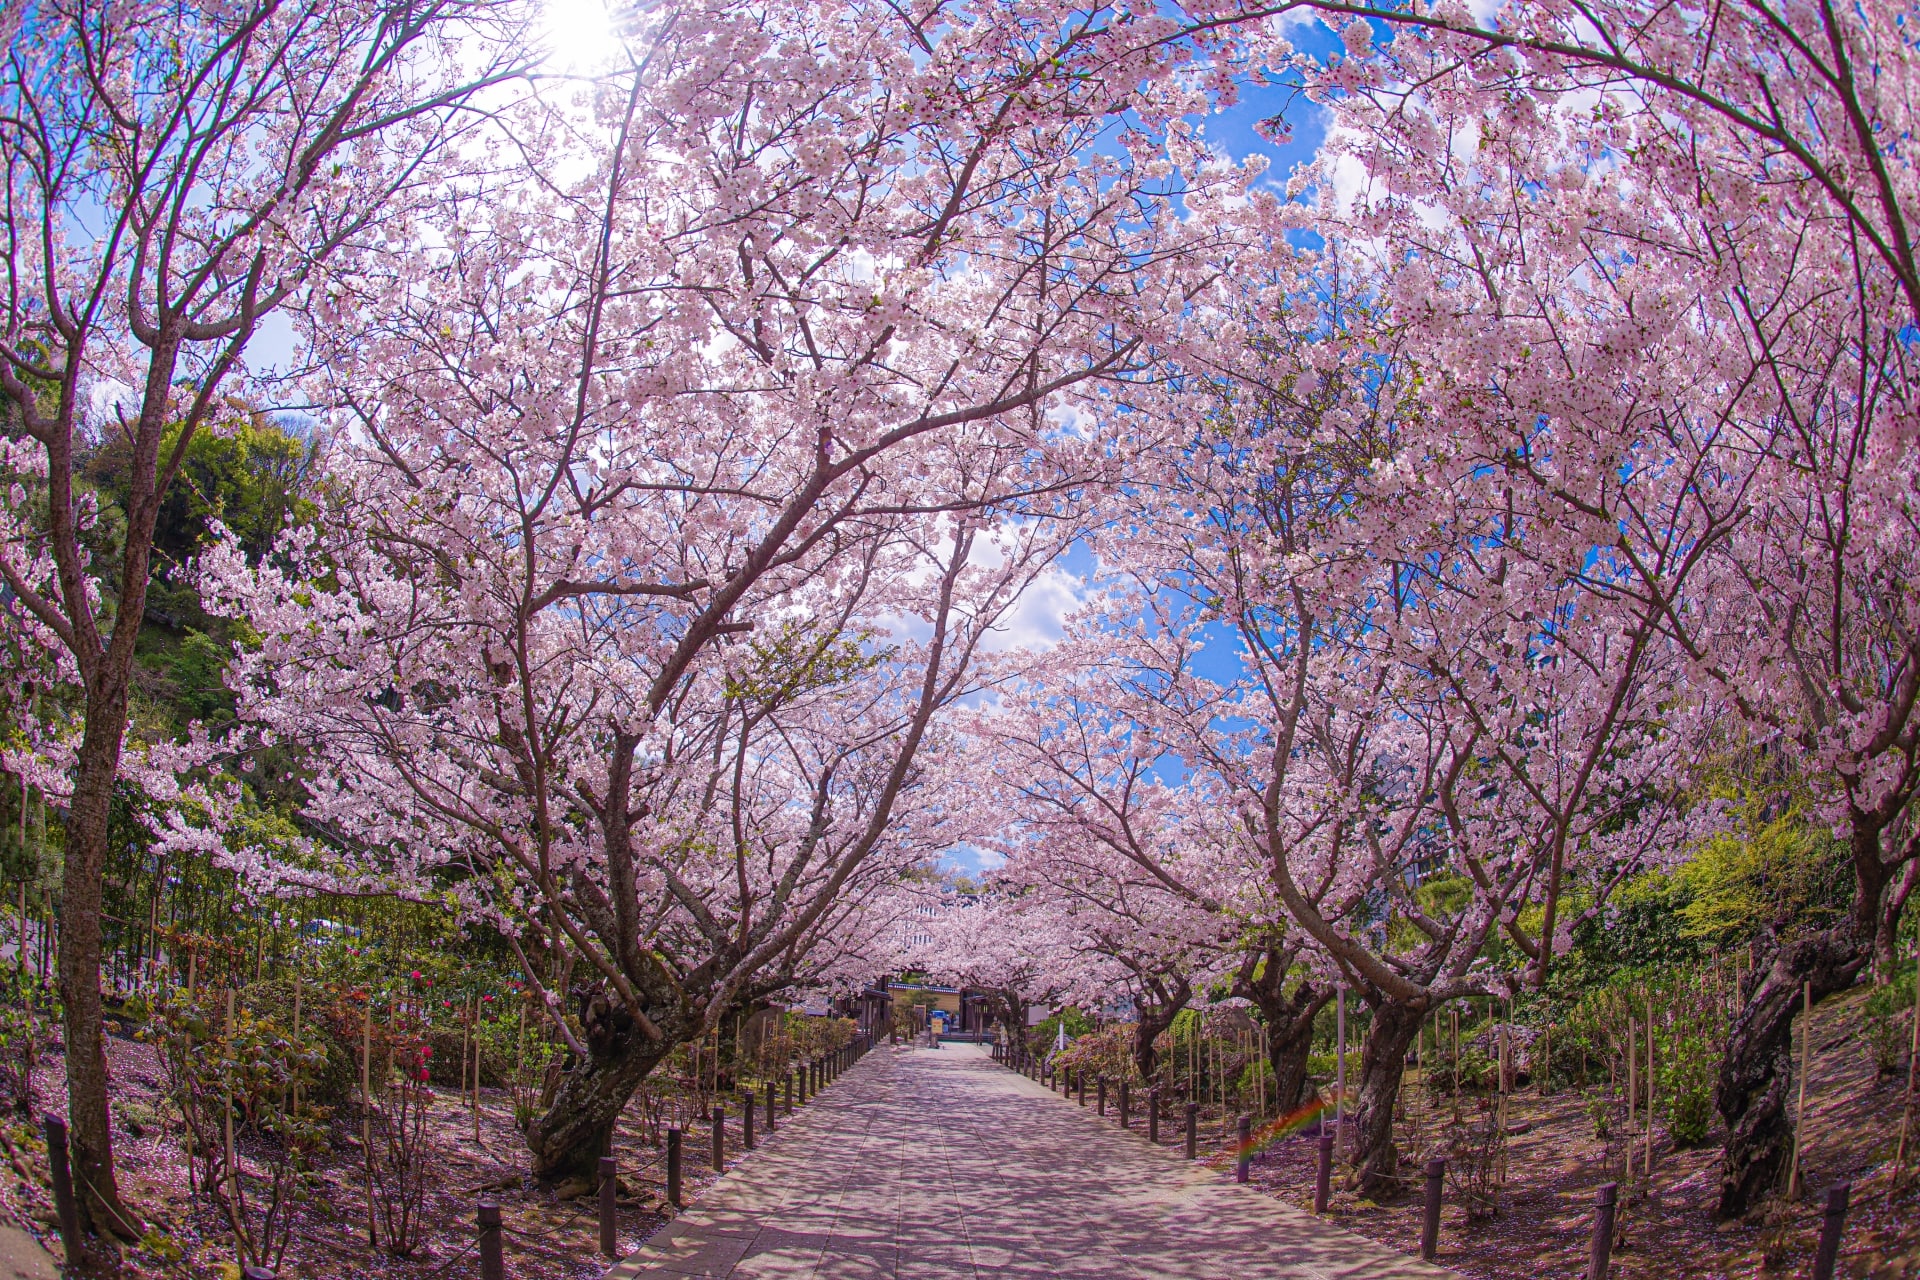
[1223,3,1917,1211]
[204,0,1261,1182]
[1181,0,1920,1216]
[0,0,526,1250]
[911,890,1075,1047]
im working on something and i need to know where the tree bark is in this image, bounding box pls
[1265,983,1331,1115]
[525,984,673,1184]
[1130,984,1188,1084]
[1714,926,1865,1218]
[1342,999,1423,1200]
[1875,860,1918,980]
[1232,936,1331,1114]
[59,687,143,1264]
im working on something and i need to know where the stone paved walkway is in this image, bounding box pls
[607,1042,1452,1279]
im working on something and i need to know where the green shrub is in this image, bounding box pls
[1865,964,1916,1077]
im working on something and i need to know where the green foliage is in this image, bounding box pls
[1586,1093,1612,1140]
[139,981,331,1268]
[1032,1006,1094,1051]
[1556,872,1705,992]
[1864,959,1916,1076]
[1676,811,1851,946]
[0,967,54,1116]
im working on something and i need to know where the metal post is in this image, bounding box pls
[1097,1076,1107,1117]
[766,1081,777,1133]
[743,1092,755,1151]
[599,1155,619,1257]
[1812,1183,1851,1280]
[1421,1158,1446,1262]
[1587,1181,1618,1280]
[1185,1102,1199,1160]
[1148,1088,1160,1143]
[43,1115,79,1258]
[711,1106,725,1172]
[666,1128,683,1207]
[1315,1129,1333,1213]
[1120,1080,1131,1129]
[478,1200,504,1280]
[1236,1115,1252,1183]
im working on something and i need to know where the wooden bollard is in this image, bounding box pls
[1119,1080,1131,1129]
[1078,1072,1088,1107]
[599,1155,618,1257]
[711,1106,725,1172]
[1587,1181,1617,1280]
[478,1200,504,1280]
[1185,1102,1198,1160]
[1315,1128,1333,1212]
[42,1115,79,1259]
[1421,1157,1446,1261]
[1236,1115,1252,1183]
[666,1128,683,1207]
[797,1064,807,1105]
[785,1071,795,1113]
[743,1092,755,1150]
[1812,1183,1851,1280]
[766,1081,777,1133]
[1097,1076,1108,1117]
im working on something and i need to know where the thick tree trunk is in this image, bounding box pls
[1232,935,1331,1115]
[1342,1000,1423,1200]
[1714,926,1865,1218]
[1131,1000,1179,1083]
[59,690,143,1265]
[526,985,673,1184]
[1265,984,1330,1115]
[1875,860,1917,980]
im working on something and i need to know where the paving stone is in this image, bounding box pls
[608,1043,1455,1279]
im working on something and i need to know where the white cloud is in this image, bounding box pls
[981,562,1087,653]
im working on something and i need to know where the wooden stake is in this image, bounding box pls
[1645,1008,1655,1176]
[1451,1005,1460,1116]
[471,996,481,1144]
[1540,1017,1552,1096]
[1788,980,1811,1198]
[363,1000,377,1246]
[1336,987,1347,1135]
[1895,938,1918,1171]
[225,991,243,1222]
[292,975,303,1116]
[515,998,528,1118]
[1627,1016,1638,1126]
[460,996,472,1127]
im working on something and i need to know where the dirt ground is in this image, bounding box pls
[0,1032,714,1279]
[1194,984,1920,1279]
[0,992,1912,1278]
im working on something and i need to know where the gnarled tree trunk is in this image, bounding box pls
[1342,999,1423,1200]
[1129,973,1191,1084]
[1233,933,1332,1114]
[527,984,675,1184]
[1714,927,1865,1218]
